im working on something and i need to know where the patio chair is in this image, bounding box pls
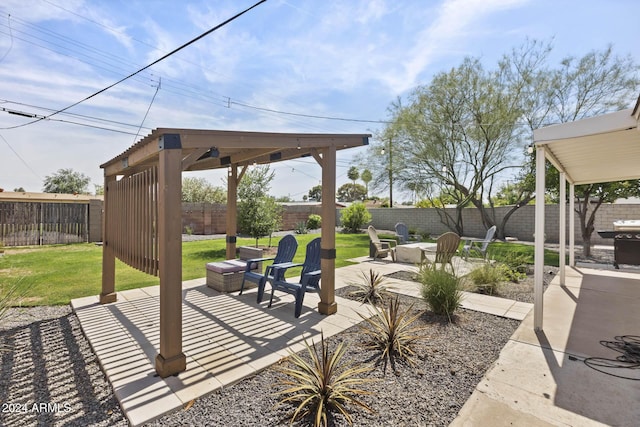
[368,225,397,261]
[422,232,461,271]
[268,237,322,318]
[395,222,420,244]
[461,225,496,260]
[239,234,298,303]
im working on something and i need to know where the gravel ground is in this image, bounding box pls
[5,243,599,427]
[0,306,127,427]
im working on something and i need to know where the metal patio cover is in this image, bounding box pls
[531,96,640,331]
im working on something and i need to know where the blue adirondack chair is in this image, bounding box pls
[268,237,322,318]
[239,234,298,303]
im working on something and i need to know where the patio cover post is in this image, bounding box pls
[534,145,546,331]
[318,145,337,315]
[559,172,566,285]
[155,138,186,377]
[100,174,117,304]
[569,184,575,266]
[226,164,238,260]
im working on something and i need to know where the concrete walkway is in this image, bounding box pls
[71,254,531,426]
[450,265,640,426]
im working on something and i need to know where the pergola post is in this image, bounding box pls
[226,165,238,260]
[559,172,566,285]
[318,146,337,315]
[100,174,117,304]
[155,135,186,378]
[534,146,546,331]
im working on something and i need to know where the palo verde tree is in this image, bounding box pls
[384,40,639,240]
[237,165,283,247]
[43,168,91,194]
[518,44,640,255]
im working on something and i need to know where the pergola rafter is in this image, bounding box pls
[100,128,369,377]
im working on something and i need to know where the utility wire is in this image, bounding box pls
[0,0,268,130]
[132,78,161,144]
[0,133,41,180]
[230,100,391,124]
[0,13,12,63]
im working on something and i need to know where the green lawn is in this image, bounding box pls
[0,232,557,306]
[0,233,371,306]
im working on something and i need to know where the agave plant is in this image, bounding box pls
[348,269,393,306]
[274,333,376,427]
[358,296,424,372]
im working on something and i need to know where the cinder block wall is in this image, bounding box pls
[337,204,640,244]
[181,203,322,234]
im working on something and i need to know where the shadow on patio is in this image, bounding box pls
[452,266,640,426]
[71,279,370,426]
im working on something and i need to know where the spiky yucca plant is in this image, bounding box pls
[358,296,424,371]
[348,269,393,306]
[274,333,376,427]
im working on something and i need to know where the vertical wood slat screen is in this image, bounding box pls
[106,166,159,276]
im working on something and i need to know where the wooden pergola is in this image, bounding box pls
[99,128,370,377]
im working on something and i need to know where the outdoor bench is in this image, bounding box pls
[206,246,263,292]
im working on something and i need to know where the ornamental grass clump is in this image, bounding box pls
[348,269,393,306]
[358,296,424,372]
[418,263,463,322]
[274,333,376,427]
[468,263,504,295]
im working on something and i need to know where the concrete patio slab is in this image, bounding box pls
[451,266,640,427]
[73,256,558,426]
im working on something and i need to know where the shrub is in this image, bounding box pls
[294,221,308,234]
[306,214,322,230]
[340,202,371,233]
[468,263,505,295]
[275,333,375,426]
[358,296,423,372]
[498,250,530,282]
[348,269,393,306]
[418,263,463,322]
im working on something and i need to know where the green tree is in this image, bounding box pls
[308,185,322,202]
[182,177,226,203]
[361,169,372,198]
[347,166,359,185]
[520,45,640,255]
[382,41,638,240]
[340,202,371,233]
[337,183,367,202]
[13,187,25,192]
[94,185,104,196]
[43,168,91,194]
[237,166,283,246]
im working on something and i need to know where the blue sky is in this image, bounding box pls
[0,0,637,200]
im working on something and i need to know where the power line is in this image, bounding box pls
[0,133,41,180]
[0,0,268,130]
[229,99,391,124]
[132,78,161,144]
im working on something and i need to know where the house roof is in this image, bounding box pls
[533,101,640,185]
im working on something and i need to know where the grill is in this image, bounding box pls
[598,220,640,269]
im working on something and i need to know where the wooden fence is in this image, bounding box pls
[0,201,88,246]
